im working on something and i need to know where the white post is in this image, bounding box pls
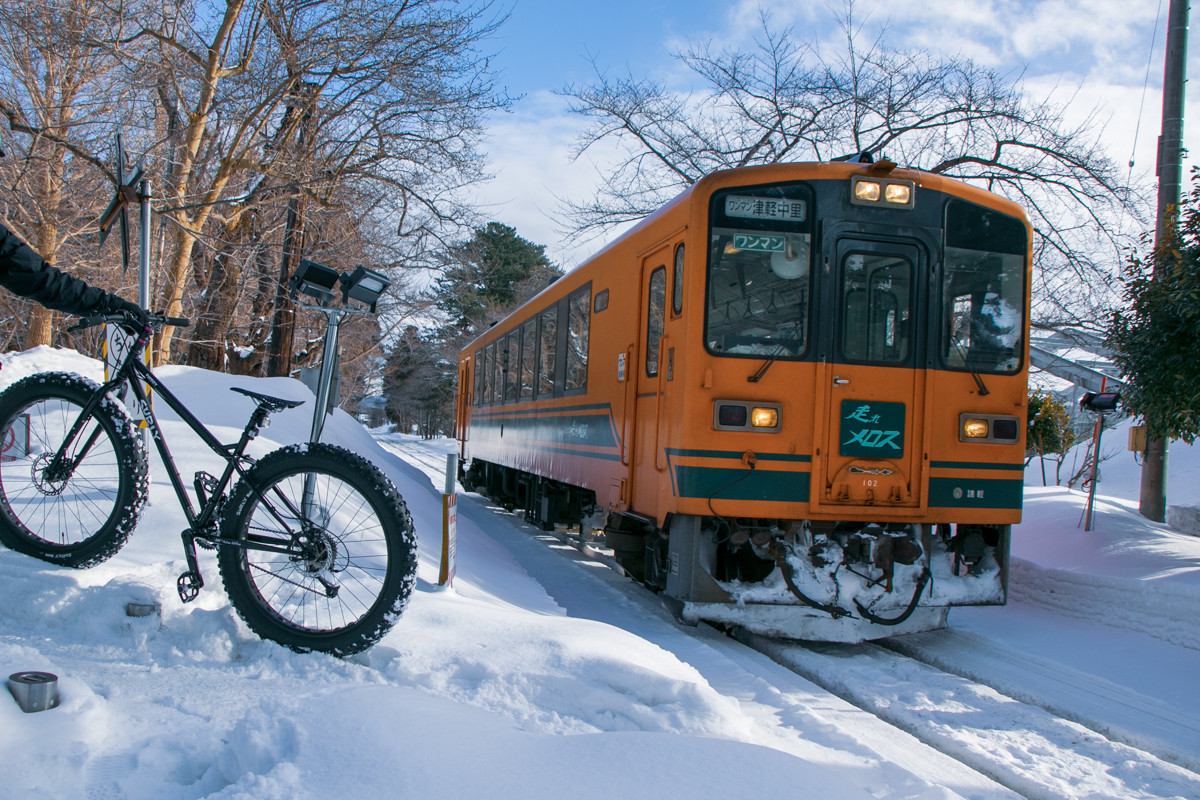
[439,453,458,586]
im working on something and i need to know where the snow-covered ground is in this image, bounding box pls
[0,346,1197,799]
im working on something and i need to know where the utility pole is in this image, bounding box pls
[1141,0,1190,522]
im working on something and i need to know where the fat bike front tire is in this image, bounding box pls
[217,443,417,657]
[0,372,148,567]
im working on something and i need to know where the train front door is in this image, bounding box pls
[812,236,928,511]
[629,246,671,516]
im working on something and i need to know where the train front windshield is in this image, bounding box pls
[940,200,1027,374]
[705,185,813,357]
[705,181,1027,374]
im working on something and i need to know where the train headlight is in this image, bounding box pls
[715,401,782,432]
[962,418,991,439]
[750,407,779,428]
[960,413,1020,443]
[854,180,881,202]
[884,183,911,204]
[850,176,915,209]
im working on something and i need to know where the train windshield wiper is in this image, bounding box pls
[749,343,788,383]
[952,340,990,396]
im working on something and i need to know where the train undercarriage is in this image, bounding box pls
[462,459,1009,642]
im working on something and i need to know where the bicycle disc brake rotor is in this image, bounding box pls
[31,453,70,496]
[291,509,349,574]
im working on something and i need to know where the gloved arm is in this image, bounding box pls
[0,221,142,317]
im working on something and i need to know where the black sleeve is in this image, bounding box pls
[0,221,139,317]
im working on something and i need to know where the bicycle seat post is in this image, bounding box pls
[308,306,347,445]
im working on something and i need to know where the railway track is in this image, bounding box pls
[490,515,1200,799]
[462,506,1200,798]
[739,632,1200,800]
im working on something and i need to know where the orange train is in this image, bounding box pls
[455,158,1030,641]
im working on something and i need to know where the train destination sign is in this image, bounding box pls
[732,233,786,253]
[724,195,806,222]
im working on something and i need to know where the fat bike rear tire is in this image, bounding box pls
[217,443,417,657]
[0,372,148,567]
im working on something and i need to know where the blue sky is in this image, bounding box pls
[472,0,1193,267]
[488,0,732,98]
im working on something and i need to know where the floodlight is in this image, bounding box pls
[1080,391,1120,413]
[340,265,390,312]
[290,259,340,305]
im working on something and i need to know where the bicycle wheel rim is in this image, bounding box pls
[0,395,124,547]
[234,467,393,635]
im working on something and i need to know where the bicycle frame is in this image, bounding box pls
[53,322,310,599]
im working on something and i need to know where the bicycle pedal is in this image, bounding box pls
[176,571,202,603]
[193,471,218,505]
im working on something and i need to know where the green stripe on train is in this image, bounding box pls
[674,465,811,502]
[927,477,1023,509]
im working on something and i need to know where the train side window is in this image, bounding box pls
[672,244,684,316]
[477,345,492,407]
[505,332,520,403]
[594,289,609,313]
[520,319,536,400]
[646,266,666,376]
[565,287,590,391]
[473,348,484,406]
[492,342,503,405]
[537,306,557,397]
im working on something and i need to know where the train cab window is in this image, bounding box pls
[706,183,812,359]
[672,244,685,316]
[537,306,557,397]
[941,201,1027,374]
[565,287,590,391]
[840,252,912,363]
[504,332,520,402]
[520,319,536,400]
[646,267,666,376]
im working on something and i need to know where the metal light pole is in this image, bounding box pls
[1140,0,1190,522]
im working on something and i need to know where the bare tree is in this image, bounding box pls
[560,5,1138,326]
[0,0,135,346]
[110,0,506,365]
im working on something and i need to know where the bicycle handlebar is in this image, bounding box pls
[68,311,191,333]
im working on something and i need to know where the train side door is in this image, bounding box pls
[629,247,671,516]
[812,236,927,510]
[455,357,472,458]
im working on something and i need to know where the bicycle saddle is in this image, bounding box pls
[230,387,306,412]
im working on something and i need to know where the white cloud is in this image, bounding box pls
[479,0,1196,268]
[473,91,629,268]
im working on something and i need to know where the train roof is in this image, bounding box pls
[462,160,1031,353]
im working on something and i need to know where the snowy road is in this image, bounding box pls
[379,433,1200,800]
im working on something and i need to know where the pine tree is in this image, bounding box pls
[1108,179,1200,445]
[433,222,561,337]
